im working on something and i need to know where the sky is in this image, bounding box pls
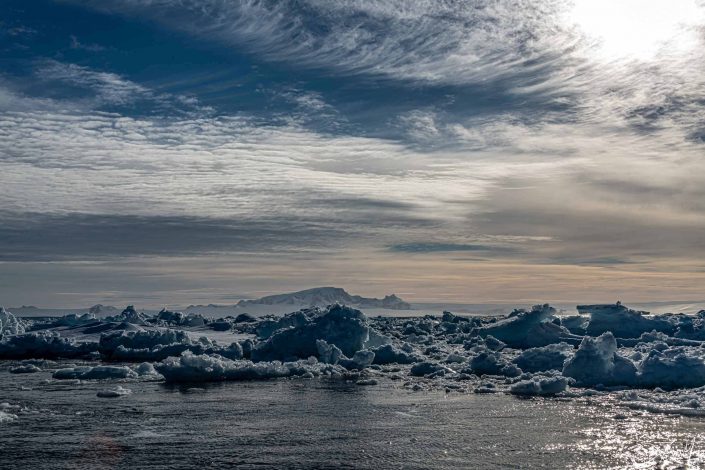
[1,0,705,308]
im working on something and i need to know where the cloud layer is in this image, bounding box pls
[1,0,704,306]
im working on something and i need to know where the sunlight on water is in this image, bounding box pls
[3,367,705,469]
[545,399,705,469]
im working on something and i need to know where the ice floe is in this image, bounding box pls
[510,374,570,396]
[2,301,705,416]
[0,332,98,359]
[251,305,370,361]
[0,307,26,336]
[53,365,138,380]
[155,351,347,383]
[97,385,132,398]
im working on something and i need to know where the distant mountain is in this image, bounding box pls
[236,287,412,310]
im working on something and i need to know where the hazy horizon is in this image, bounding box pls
[5,285,705,314]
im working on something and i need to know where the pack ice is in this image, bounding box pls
[2,301,705,416]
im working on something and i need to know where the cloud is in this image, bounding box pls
[69,35,106,52]
[0,211,351,261]
[389,243,515,254]
[32,59,212,115]
[2,3,705,305]
[74,0,574,86]
[36,60,150,105]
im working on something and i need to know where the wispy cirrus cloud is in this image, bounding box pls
[1,1,705,306]
[30,59,213,115]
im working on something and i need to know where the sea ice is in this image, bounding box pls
[370,344,420,365]
[155,351,347,382]
[582,302,675,338]
[510,374,569,396]
[467,350,522,377]
[97,385,132,398]
[562,332,637,386]
[409,361,452,377]
[512,343,574,373]
[0,410,18,423]
[637,347,705,389]
[0,332,98,359]
[315,339,375,369]
[9,364,41,374]
[0,307,26,336]
[251,305,370,361]
[98,329,240,362]
[477,304,575,348]
[104,306,150,325]
[53,365,138,380]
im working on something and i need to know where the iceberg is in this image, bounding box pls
[99,329,224,362]
[97,385,132,398]
[510,374,570,396]
[637,347,705,389]
[0,307,26,336]
[562,333,637,386]
[513,343,574,373]
[0,332,98,359]
[251,305,370,362]
[155,351,347,383]
[154,309,208,327]
[409,361,452,377]
[477,304,576,348]
[0,410,18,423]
[468,350,522,377]
[255,309,313,339]
[53,365,138,380]
[99,329,192,360]
[104,306,150,325]
[580,302,675,338]
[315,339,375,369]
[9,364,41,374]
[39,313,96,329]
[370,344,420,365]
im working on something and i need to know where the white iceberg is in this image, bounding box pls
[0,331,98,359]
[370,344,420,365]
[637,347,705,389]
[252,305,370,362]
[512,343,574,373]
[97,385,132,398]
[562,332,637,386]
[510,374,569,396]
[0,410,18,423]
[98,329,241,362]
[580,302,675,338]
[155,351,347,383]
[316,339,374,369]
[0,307,26,336]
[9,364,41,374]
[53,365,138,380]
[477,304,575,348]
[468,350,522,377]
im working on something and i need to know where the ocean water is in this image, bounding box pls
[2,365,704,469]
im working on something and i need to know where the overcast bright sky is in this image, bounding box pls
[1,0,705,307]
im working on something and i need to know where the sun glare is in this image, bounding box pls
[568,0,703,60]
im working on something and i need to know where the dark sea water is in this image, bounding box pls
[2,366,704,469]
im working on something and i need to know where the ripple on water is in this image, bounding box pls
[2,363,705,469]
